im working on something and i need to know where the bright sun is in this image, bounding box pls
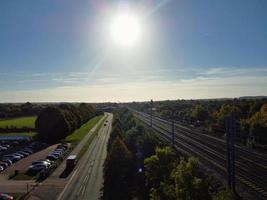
[109,13,141,46]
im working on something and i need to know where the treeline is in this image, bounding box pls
[35,103,97,143]
[103,108,234,200]
[0,102,44,118]
[127,98,267,146]
[103,108,161,200]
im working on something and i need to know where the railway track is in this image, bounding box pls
[132,110,267,200]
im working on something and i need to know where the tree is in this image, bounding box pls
[212,189,234,200]
[144,147,178,189]
[170,157,211,200]
[35,104,97,143]
[35,106,70,142]
[247,103,267,144]
[125,124,158,159]
[191,105,209,122]
[104,137,134,200]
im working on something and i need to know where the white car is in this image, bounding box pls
[0,146,8,151]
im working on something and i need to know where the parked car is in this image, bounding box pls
[57,143,69,150]
[18,151,30,157]
[49,152,62,156]
[0,146,8,151]
[0,162,8,169]
[1,144,10,148]
[0,166,4,173]
[1,159,12,166]
[39,159,54,164]
[22,148,33,154]
[2,155,20,162]
[32,160,51,167]
[56,147,66,151]
[28,163,48,171]
[53,149,64,154]
[0,193,13,200]
[46,155,59,161]
[12,153,25,159]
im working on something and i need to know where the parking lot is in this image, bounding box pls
[1,144,58,177]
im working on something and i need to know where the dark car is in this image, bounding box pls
[22,148,33,154]
[0,193,14,200]
[46,155,59,161]
[2,155,20,162]
[0,162,8,169]
[1,159,12,166]
[0,166,4,173]
[18,151,30,157]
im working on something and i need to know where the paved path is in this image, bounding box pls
[28,114,108,200]
[57,113,112,200]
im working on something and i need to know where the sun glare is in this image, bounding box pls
[109,13,142,46]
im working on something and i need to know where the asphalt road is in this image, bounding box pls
[57,113,112,200]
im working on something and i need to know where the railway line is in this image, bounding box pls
[132,110,267,200]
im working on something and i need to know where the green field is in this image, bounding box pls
[0,116,36,129]
[65,115,104,143]
[0,132,37,137]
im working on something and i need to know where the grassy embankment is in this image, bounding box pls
[65,115,104,143]
[77,115,108,160]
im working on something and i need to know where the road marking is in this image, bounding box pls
[57,168,78,200]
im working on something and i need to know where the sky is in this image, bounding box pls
[0,0,267,102]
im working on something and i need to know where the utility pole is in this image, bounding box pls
[172,110,175,147]
[150,99,153,127]
[226,116,236,193]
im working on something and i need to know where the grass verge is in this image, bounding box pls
[0,116,36,129]
[10,171,36,180]
[64,115,103,143]
[77,115,108,160]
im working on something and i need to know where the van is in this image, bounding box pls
[66,155,77,169]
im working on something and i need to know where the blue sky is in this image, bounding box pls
[0,0,267,102]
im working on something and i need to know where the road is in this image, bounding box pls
[131,109,267,200]
[57,113,112,200]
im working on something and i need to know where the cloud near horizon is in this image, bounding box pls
[1,67,266,102]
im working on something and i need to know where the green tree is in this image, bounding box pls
[212,189,234,200]
[104,137,134,200]
[191,105,209,122]
[247,103,267,144]
[35,106,70,142]
[170,157,211,200]
[144,147,178,189]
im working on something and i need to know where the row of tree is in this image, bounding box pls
[35,103,96,143]
[127,98,267,146]
[0,102,45,118]
[103,108,161,200]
